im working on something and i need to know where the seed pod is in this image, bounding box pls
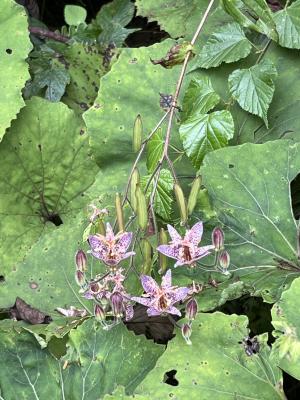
[75,250,87,272]
[135,184,148,230]
[141,238,152,274]
[130,168,140,212]
[174,183,188,225]
[110,292,124,318]
[219,250,230,274]
[94,304,106,322]
[185,298,198,321]
[97,219,106,235]
[75,270,85,287]
[187,176,201,216]
[212,227,224,251]
[158,228,168,274]
[115,192,125,232]
[181,323,192,345]
[133,114,143,152]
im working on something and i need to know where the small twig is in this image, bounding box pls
[29,27,70,43]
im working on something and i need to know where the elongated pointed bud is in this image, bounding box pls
[94,304,106,322]
[130,168,140,212]
[97,219,106,235]
[187,176,201,216]
[219,250,230,274]
[141,238,152,274]
[110,292,124,318]
[185,298,198,321]
[133,114,143,152]
[181,323,192,345]
[212,227,224,251]
[135,184,148,230]
[174,183,188,225]
[115,192,125,232]
[159,228,168,274]
[75,270,86,287]
[75,250,87,272]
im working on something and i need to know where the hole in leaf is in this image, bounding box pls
[0,275,5,283]
[228,164,234,168]
[44,212,63,226]
[291,174,300,219]
[164,370,179,386]
[6,48,12,54]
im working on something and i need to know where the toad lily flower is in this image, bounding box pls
[88,223,135,267]
[157,222,214,267]
[131,269,189,317]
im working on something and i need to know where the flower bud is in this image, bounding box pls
[75,270,86,287]
[133,114,143,152]
[135,184,148,230]
[185,298,198,320]
[187,176,201,216]
[174,183,188,226]
[130,168,140,213]
[97,219,106,235]
[110,292,124,318]
[159,228,168,274]
[141,238,152,275]
[212,227,224,251]
[94,304,106,322]
[219,250,230,274]
[115,192,125,232]
[75,250,87,272]
[181,323,192,345]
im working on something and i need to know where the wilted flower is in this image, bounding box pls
[182,323,192,345]
[88,223,135,267]
[131,269,189,317]
[157,222,214,267]
[75,270,86,287]
[94,304,106,322]
[89,204,109,223]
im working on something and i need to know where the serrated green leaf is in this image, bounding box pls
[0,97,98,276]
[136,0,210,39]
[180,110,234,170]
[96,0,138,46]
[228,60,277,127]
[201,140,300,303]
[271,276,300,380]
[34,63,70,102]
[194,22,252,69]
[273,0,300,49]
[0,0,32,140]
[141,169,174,220]
[64,5,87,26]
[83,39,180,167]
[181,76,220,121]
[146,129,164,173]
[135,313,284,399]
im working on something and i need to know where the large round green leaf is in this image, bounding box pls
[200,140,300,302]
[0,0,32,140]
[83,39,180,167]
[135,312,284,399]
[0,97,98,276]
[271,276,300,380]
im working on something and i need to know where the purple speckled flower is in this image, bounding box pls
[131,269,189,317]
[88,223,135,266]
[157,222,214,267]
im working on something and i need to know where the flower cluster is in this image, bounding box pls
[74,207,230,343]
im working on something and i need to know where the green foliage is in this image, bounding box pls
[228,60,277,127]
[194,22,252,69]
[273,0,300,49]
[146,128,164,172]
[201,140,300,302]
[180,110,234,169]
[135,313,284,399]
[271,277,300,380]
[64,5,87,26]
[0,97,98,276]
[0,0,32,141]
[181,76,220,121]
